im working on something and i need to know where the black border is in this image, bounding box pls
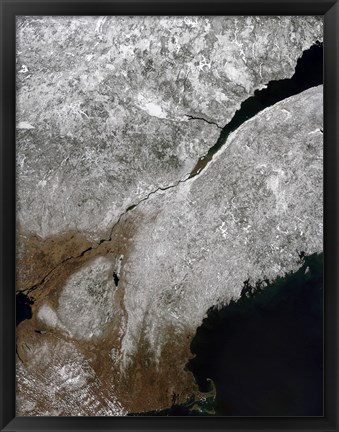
[1,1,338,431]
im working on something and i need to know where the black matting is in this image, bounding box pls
[1,0,338,431]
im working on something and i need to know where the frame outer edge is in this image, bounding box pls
[1,1,338,432]
[324,1,339,431]
[1,1,16,432]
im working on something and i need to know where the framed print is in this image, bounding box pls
[1,0,338,431]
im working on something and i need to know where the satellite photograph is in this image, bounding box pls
[16,16,323,416]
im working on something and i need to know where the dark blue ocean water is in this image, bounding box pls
[187,253,323,416]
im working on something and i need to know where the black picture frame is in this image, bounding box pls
[1,0,338,431]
